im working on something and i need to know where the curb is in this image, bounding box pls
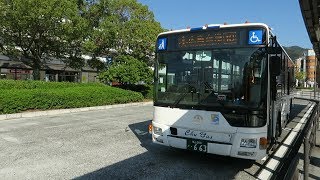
[0,101,153,121]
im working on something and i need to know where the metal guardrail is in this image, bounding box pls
[295,90,320,100]
[276,93,319,180]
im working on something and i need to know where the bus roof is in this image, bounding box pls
[158,23,271,36]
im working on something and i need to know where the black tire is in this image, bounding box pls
[286,113,290,124]
[276,112,282,137]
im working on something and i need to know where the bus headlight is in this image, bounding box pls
[153,126,163,136]
[240,138,257,148]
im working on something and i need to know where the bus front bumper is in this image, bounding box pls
[151,122,267,160]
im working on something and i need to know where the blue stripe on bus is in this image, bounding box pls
[207,26,220,29]
[190,27,203,31]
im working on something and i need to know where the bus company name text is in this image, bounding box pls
[185,130,214,140]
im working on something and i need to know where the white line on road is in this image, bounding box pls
[44,124,70,129]
[1,135,20,144]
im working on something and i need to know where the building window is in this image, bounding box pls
[0,74,6,79]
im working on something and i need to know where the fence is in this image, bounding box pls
[278,91,319,179]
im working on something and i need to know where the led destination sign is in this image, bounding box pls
[178,31,238,49]
[157,28,267,51]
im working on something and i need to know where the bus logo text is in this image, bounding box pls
[211,114,219,125]
[193,115,203,124]
[185,130,214,140]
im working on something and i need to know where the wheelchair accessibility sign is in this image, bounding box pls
[248,30,263,45]
[157,38,167,51]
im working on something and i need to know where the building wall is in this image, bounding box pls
[88,72,97,82]
[81,72,89,83]
[306,55,316,80]
[0,68,33,80]
[81,72,98,83]
[295,58,304,73]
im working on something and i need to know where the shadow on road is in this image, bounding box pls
[75,120,255,180]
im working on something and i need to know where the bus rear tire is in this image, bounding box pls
[276,112,282,138]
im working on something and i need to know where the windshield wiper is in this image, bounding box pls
[198,81,225,107]
[203,81,214,92]
[171,84,197,108]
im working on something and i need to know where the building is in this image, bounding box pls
[295,57,304,72]
[0,55,99,83]
[305,50,317,87]
[295,49,318,87]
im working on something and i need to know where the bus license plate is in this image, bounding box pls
[187,139,208,153]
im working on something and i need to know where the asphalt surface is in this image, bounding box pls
[0,100,314,179]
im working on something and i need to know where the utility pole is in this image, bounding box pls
[315,58,317,99]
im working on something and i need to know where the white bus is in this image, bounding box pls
[149,23,295,160]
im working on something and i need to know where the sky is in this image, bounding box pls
[138,0,312,49]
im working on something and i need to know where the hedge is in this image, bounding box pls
[0,79,105,90]
[112,84,153,99]
[0,82,144,114]
[295,87,314,90]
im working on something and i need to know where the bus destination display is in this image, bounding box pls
[178,31,238,49]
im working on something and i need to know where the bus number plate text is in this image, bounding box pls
[187,139,208,153]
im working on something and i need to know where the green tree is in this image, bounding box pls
[83,0,163,65]
[111,0,163,64]
[99,55,152,84]
[0,0,88,80]
[295,71,305,86]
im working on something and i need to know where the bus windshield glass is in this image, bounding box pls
[155,48,267,110]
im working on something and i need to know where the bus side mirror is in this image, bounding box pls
[270,56,281,76]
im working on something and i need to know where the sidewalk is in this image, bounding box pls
[0,101,153,121]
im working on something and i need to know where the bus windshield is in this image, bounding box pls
[155,47,267,110]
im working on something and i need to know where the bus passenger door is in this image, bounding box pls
[269,55,281,143]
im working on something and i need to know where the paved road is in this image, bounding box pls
[0,101,311,179]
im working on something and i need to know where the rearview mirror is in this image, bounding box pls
[270,56,281,76]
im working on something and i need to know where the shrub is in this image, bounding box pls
[295,86,314,90]
[113,84,153,99]
[0,83,143,114]
[99,55,153,85]
[0,79,105,90]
